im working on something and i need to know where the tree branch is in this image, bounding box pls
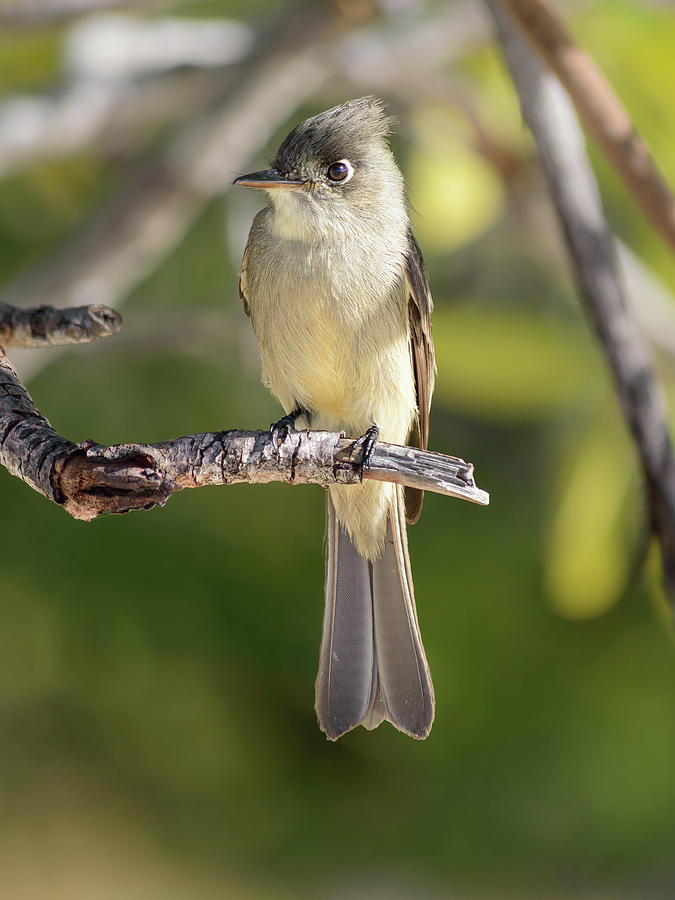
[497,0,675,254]
[0,302,121,347]
[0,348,488,520]
[59,433,489,522]
[486,0,675,604]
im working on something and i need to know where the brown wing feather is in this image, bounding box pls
[238,238,251,317]
[404,228,435,524]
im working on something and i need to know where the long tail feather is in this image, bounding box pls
[371,486,434,738]
[315,496,378,740]
[315,489,434,740]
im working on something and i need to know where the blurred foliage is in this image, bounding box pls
[1,1,675,898]
[0,29,61,91]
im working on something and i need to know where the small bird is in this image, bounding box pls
[234,97,435,740]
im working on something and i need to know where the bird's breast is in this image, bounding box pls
[245,214,415,439]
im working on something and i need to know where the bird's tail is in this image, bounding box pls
[315,486,434,740]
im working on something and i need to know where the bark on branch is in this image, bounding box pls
[0,348,488,521]
[0,302,121,347]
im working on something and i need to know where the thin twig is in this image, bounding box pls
[498,0,675,253]
[486,0,675,604]
[0,302,121,347]
[0,348,488,521]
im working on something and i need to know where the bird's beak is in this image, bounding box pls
[233,169,306,190]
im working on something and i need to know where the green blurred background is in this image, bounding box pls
[2,1,675,897]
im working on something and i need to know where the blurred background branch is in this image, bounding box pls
[0,16,254,178]
[0,0,181,28]
[0,2,340,381]
[487,0,675,603]
[499,0,675,253]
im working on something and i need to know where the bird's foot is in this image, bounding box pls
[353,424,379,482]
[269,407,307,448]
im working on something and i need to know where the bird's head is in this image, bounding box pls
[234,97,405,240]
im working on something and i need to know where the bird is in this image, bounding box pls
[233,97,435,740]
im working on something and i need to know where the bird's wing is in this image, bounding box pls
[404,227,436,524]
[238,238,251,317]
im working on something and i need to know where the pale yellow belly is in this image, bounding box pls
[255,305,416,445]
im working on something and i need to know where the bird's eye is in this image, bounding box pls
[327,160,353,183]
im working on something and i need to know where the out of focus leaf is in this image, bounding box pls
[0,31,60,92]
[645,537,674,637]
[0,154,105,242]
[433,305,595,420]
[459,45,533,147]
[0,577,61,704]
[545,413,635,619]
[408,106,505,253]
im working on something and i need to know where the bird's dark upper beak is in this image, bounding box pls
[233,169,305,189]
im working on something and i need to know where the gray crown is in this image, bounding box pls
[273,97,394,172]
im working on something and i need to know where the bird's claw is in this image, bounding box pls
[270,414,297,448]
[353,424,379,482]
